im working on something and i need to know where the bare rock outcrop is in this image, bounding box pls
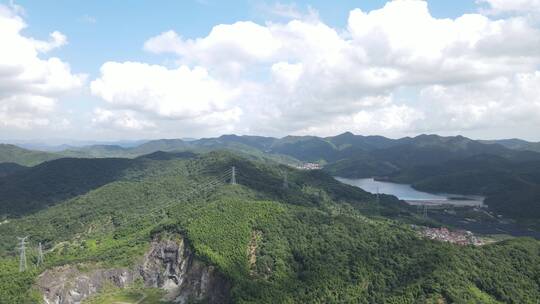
[36,235,230,304]
[140,237,230,303]
[37,266,136,304]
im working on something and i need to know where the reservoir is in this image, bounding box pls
[336,177,484,207]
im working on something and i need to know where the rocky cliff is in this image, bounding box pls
[36,235,230,304]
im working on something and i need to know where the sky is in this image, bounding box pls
[1,0,540,142]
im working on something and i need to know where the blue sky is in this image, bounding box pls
[1,0,540,142]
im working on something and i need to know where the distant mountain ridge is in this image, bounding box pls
[4,133,539,166]
[2,133,540,219]
[0,144,61,166]
[480,138,540,153]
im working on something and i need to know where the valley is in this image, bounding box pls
[336,177,485,206]
[338,177,540,240]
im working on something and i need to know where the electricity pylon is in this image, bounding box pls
[17,236,28,272]
[231,166,236,185]
[37,242,44,267]
[283,171,289,189]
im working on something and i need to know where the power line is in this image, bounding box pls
[119,168,234,227]
[2,165,236,261]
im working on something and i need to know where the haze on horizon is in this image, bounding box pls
[1,0,540,142]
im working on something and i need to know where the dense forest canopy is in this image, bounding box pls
[0,150,538,303]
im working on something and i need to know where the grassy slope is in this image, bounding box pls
[0,151,538,303]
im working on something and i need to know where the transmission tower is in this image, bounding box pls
[423,205,428,219]
[231,166,237,185]
[17,236,28,272]
[283,171,288,189]
[37,242,44,267]
[376,186,380,204]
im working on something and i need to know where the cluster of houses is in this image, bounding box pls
[295,162,322,170]
[420,227,484,246]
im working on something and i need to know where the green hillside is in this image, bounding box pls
[0,151,538,303]
[60,145,135,158]
[383,155,540,219]
[481,139,540,153]
[0,162,27,177]
[0,144,60,166]
[0,157,140,217]
[4,133,540,221]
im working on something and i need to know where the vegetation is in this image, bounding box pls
[84,285,170,304]
[0,162,27,177]
[0,151,538,303]
[480,138,540,153]
[386,155,540,219]
[0,144,60,166]
[0,157,139,216]
[3,133,539,221]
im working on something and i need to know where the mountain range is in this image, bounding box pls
[2,133,540,220]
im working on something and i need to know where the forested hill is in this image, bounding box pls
[0,162,27,177]
[0,157,139,217]
[0,144,60,166]
[480,138,540,153]
[384,155,540,219]
[2,133,540,219]
[0,150,539,303]
[3,133,539,166]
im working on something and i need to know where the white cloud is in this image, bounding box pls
[256,2,319,21]
[478,0,540,15]
[144,22,281,76]
[418,72,540,132]
[91,0,540,139]
[80,15,97,24]
[0,95,54,129]
[347,1,540,84]
[91,62,241,119]
[31,31,67,52]
[0,4,84,130]
[90,62,243,134]
[92,108,155,131]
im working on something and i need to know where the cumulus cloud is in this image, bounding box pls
[91,0,540,138]
[90,62,243,134]
[0,4,84,130]
[91,62,241,119]
[144,22,281,76]
[92,108,155,131]
[418,72,540,132]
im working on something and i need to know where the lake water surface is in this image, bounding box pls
[336,177,484,206]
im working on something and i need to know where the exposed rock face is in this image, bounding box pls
[140,237,230,303]
[37,266,136,304]
[37,235,230,304]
